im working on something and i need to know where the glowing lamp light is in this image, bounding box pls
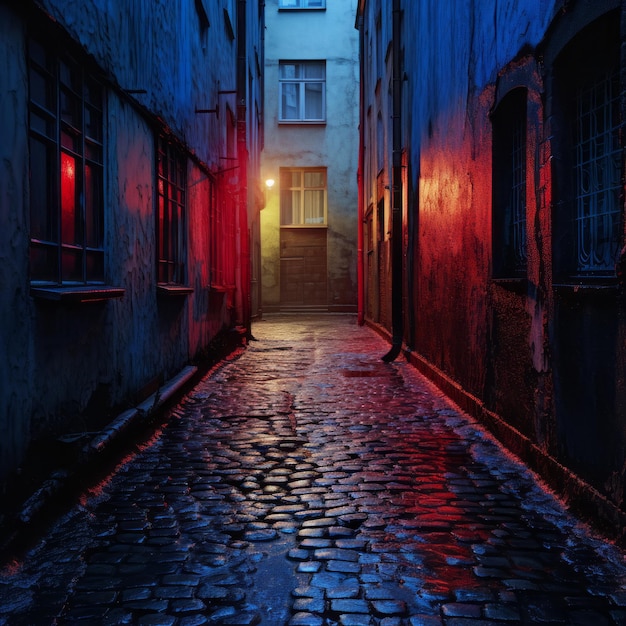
[265,178,275,189]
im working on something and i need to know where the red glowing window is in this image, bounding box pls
[61,152,77,245]
[28,35,104,284]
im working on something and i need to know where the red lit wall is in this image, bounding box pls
[357,0,626,537]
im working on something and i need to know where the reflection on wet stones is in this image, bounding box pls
[1,316,626,625]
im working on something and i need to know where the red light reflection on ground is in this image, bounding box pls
[78,426,168,508]
[374,427,490,595]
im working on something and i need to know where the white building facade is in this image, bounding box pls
[261,0,359,312]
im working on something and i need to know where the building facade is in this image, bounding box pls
[0,0,264,497]
[357,0,626,538]
[261,0,359,313]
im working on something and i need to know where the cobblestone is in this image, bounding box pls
[1,314,626,625]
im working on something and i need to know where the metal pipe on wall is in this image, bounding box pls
[382,0,403,361]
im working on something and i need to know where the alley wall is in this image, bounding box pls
[358,0,626,538]
[0,0,264,498]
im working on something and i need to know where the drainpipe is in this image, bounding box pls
[237,0,252,339]
[357,12,365,325]
[382,0,403,362]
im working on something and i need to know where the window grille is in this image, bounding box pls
[574,69,621,273]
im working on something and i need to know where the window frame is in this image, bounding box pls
[279,167,328,227]
[278,0,326,9]
[156,135,189,289]
[278,61,326,123]
[28,34,105,288]
[571,69,621,274]
[551,13,623,282]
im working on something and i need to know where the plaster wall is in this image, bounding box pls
[400,0,560,397]
[107,100,169,394]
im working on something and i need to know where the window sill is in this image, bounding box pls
[553,280,618,298]
[490,277,528,294]
[280,224,327,229]
[278,120,326,126]
[157,284,194,297]
[31,285,125,303]
[553,277,617,289]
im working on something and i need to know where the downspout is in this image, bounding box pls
[236,0,252,338]
[382,0,403,361]
[357,12,365,325]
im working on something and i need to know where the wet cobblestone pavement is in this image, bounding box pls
[1,314,626,625]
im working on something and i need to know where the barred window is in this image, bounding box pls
[573,69,621,273]
[553,13,622,279]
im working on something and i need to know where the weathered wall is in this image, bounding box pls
[359,0,626,534]
[0,4,34,483]
[399,0,559,397]
[0,0,263,492]
[261,0,359,311]
[107,101,164,394]
[37,0,234,171]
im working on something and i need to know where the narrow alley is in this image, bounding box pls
[1,315,625,626]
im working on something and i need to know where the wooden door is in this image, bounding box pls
[280,228,327,307]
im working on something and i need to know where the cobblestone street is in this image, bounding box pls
[1,314,626,625]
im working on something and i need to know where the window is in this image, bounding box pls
[492,89,527,278]
[572,69,621,273]
[553,15,622,278]
[209,176,235,289]
[279,0,325,8]
[157,136,187,284]
[280,168,327,226]
[28,36,104,285]
[279,61,326,122]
